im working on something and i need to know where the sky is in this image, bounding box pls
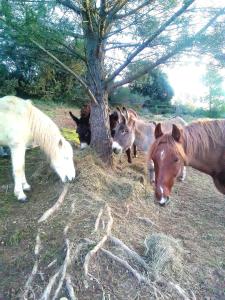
[164,59,225,108]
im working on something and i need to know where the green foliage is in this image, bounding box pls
[0,65,19,96]
[109,86,143,106]
[201,66,225,116]
[129,64,174,112]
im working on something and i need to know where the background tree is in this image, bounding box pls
[1,0,225,164]
[129,65,174,112]
[202,66,225,117]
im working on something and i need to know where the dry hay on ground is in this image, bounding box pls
[1,146,225,299]
[0,148,193,300]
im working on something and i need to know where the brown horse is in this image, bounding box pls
[112,111,187,180]
[149,119,225,206]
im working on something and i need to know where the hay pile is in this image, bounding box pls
[2,148,193,299]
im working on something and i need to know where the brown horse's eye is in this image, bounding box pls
[174,157,179,162]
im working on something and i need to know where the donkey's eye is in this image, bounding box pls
[121,130,127,135]
[174,157,179,162]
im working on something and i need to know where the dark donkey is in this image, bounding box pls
[150,119,225,205]
[69,104,91,149]
[69,104,138,162]
[112,111,187,182]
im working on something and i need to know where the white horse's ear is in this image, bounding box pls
[155,123,163,139]
[59,139,63,147]
[172,124,181,142]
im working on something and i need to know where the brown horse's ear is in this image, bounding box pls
[155,123,163,139]
[172,124,181,142]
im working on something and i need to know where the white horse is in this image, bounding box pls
[0,96,76,202]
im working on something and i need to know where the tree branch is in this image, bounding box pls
[57,0,82,15]
[30,39,97,104]
[115,0,154,20]
[111,8,225,90]
[106,0,196,84]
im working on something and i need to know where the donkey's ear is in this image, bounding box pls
[172,124,181,142]
[69,111,80,125]
[155,123,163,139]
[122,106,129,120]
[58,139,63,147]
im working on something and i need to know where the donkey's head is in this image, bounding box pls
[112,108,135,154]
[69,111,91,149]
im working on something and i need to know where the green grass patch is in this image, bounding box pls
[61,127,80,144]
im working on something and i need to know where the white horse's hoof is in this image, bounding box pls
[18,197,28,203]
[22,183,31,191]
[15,191,28,202]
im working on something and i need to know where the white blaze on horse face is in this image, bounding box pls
[159,186,167,205]
[160,150,165,160]
[180,166,186,181]
[112,141,123,154]
[80,142,88,149]
[52,140,76,182]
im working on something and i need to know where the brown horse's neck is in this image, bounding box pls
[182,121,225,176]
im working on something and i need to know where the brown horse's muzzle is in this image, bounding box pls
[155,185,171,206]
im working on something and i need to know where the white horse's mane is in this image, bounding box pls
[27,101,64,158]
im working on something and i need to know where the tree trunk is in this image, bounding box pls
[84,35,112,164]
[90,91,112,166]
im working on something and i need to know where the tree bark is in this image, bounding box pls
[82,4,113,165]
[90,93,112,166]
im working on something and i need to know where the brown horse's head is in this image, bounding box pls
[150,123,186,206]
[112,109,135,154]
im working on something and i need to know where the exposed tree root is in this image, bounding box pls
[100,248,149,284]
[94,208,103,232]
[168,281,191,300]
[84,205,113,277]
[65,275,77,300]
[109,235,149,271]
[38,184,69,223]
[22,233,41,299]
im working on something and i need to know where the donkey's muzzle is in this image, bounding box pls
[112,141,122,155]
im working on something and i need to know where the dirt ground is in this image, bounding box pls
[0,107,225,299]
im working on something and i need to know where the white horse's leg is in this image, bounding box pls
[22,174,31,191]
[11,145,28,201]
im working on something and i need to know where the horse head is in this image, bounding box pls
[51,138,76,183]
[69,111,91,149]
[112,108,136,154]
[150,123,186,206]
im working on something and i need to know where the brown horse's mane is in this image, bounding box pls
[183,119,225,157]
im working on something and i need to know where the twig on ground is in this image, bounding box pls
[38,184,69,223]
[137,216,158,227]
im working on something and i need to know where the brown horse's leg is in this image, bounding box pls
[126,148,132,163]
[147,159,155,184]
[213,174,225,195]
[133,144,137,158]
